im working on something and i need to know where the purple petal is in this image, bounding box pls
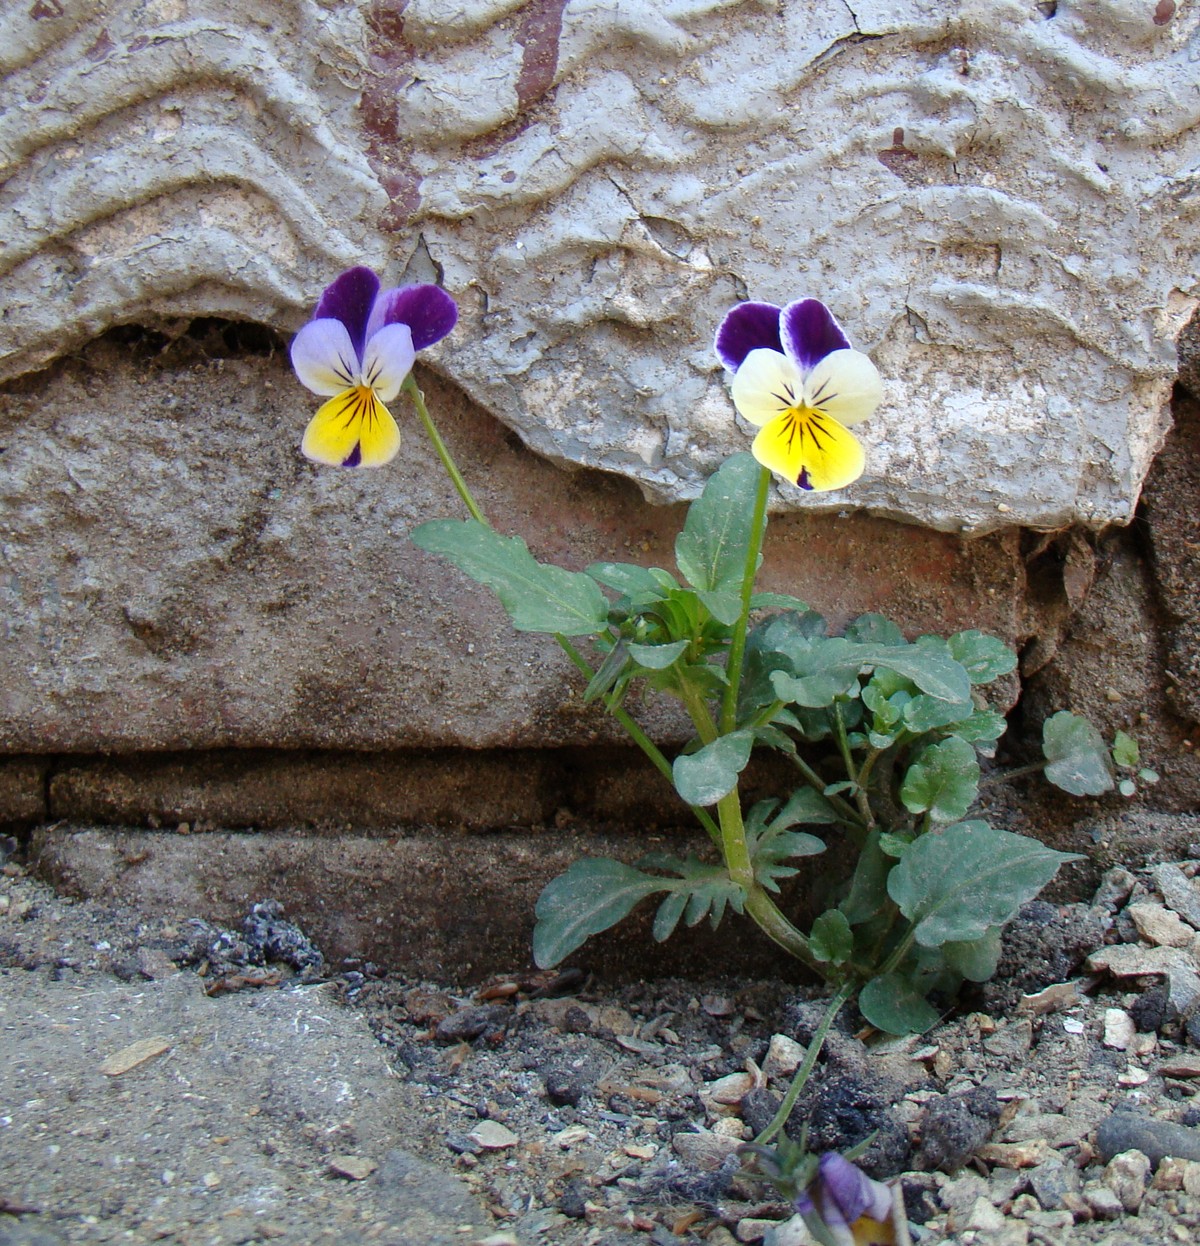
[315,267,381,362]
[367,284,458,351]
[714,301,783,372]
[816,1153,892,1223]
[780,299,851,372]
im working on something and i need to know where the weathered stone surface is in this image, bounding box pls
[31,825,804,980]
[1142,394,1200,726]
[1,0,1194,531]
[0,342,1024,755]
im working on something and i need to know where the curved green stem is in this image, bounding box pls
[402,373,489,526]
[720,466,771,734]
[556,636,722,848]
[786,752,868,831]
[753,982,854,1146]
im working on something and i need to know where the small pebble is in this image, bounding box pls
[1103,1148,1151,1212]
[467,1121,519,1150]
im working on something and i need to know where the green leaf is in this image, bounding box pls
[1119,777,1136,797]
[652,890,689,943]
[672,730,755,806]
[888,820,1082,948]
[583,641,631,703]
[697,590,743,626]
[1139,768,1160,785]
[941,709,1007,746]
[845,614,906,645]
[878,831,913,858]
[948,631,1018,685]
[899,736,980,823]
[771,787,840,827]
[750,591,810,612]
[626,639,689,670]
[1042,711,1115,796]
[1112,729,1140,769]
[810,909,854,965]
[412,520,609,636]
[532,858,666,967]
[675,452,762,592]
[858,974,941,1035]
[902,693,976,734]
[587,561,674,596]
[941,927,1003,982]
[855,643,972,704]
[839,830,890,925]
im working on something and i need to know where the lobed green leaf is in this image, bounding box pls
[412,520,609,636]
[532,858,666,967]
[899,736,980,823]
[672,730,755,806]
[888,820,1082,948]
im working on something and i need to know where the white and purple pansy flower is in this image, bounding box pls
[291,266,457,468]
[715,298,883,492]
[795,1152,908,1246]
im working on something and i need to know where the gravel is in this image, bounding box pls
[7,850,1200,1244]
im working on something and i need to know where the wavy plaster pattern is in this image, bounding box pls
[2,0,1198,531]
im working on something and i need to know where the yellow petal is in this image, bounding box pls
[850,1214,897,1246]
[301,387,402,468]
[751,408,865,492]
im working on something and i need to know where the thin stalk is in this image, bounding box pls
[977,760,1047,790]
[786,752,868,830]
[753,982,855,1146]
[743,886,821,972]
[720,466,772,734]
[556,636,722,848]
[403,373,488,525]
[833,704,874,827]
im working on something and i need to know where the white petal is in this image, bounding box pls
[730,349,805,428]
[804,349,883,427]
[361,322,415,403]
[290,319,360,395]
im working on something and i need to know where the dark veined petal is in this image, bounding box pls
[314,267,380,362]
[360,322,415,403]
[750,407,865,492]
[301,386,402,468]
[714,301,783,372]
[366,283,458,351]
[780,299,851,372]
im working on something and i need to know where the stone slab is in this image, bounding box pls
[0,342,1024,754]
[0,757,46,825]
[0,0,1195,530]
[32,825,806,981]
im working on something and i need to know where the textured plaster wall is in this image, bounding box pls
[2,0,1198,532]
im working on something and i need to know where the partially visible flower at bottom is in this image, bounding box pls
[714,297,883,492]
[795,1152,908,1246]
[290,266,457,468]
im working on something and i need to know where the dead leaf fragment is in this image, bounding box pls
[99,1035,172,1076]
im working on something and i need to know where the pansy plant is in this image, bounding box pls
[291,266,457,468]
[716,299,883,491]
[292,274,1127,1046]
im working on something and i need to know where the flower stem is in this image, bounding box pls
[720,465,771,735]
[556,636,723,849]
[753,981,855,1147]
[402,373,489,526]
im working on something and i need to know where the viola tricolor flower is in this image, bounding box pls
[795,1152,907,1246]
[715,298,882,492]
[291,266,457,468]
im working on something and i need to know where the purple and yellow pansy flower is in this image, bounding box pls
[291,266,457,468]
[796,1152,909,1246]
[715,298,883,492]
